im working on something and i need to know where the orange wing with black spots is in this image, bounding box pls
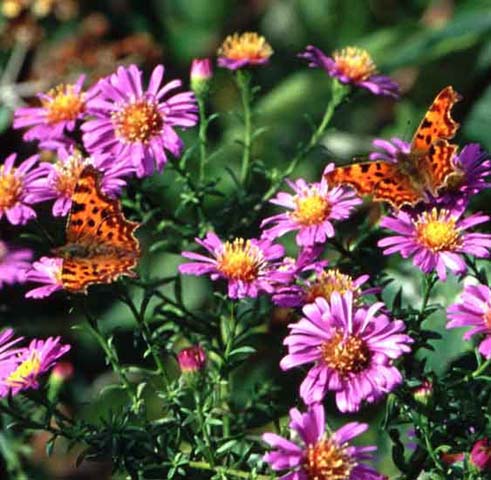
[55,165,140,294]
[325,86,461,209]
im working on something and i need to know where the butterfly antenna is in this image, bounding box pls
[33,218,56,247]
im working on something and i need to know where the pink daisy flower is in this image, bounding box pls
[0,241,32,288]
[82,64,198,178]
[447,283,491,359]
[179,232,288,299]
[13,75,87,146]
[262,403,384,480]
[280,292,412,412]
[378,208,491,281]
[25,257,63,299]
[0,153,43,225]
[0,336,70,397]
[300,45,399,98]
[27,147,134,217]
[261,175,361,247]
[217,32,273,70]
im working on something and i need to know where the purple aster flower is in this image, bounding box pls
[179,232,288,299]
[369,137,410,163]
[82,64,198,178]
[262,403,384,480]
[280,292,412,412]
[447,283,491,359]
[13,75,87,146]
[0,328,24,362]
[0,153,43,225]
[273,265,373,308]
[378,208,491,281]
[217,32,273,70]
[261,176,361,247]
[300,45,399,98]
[25,257,63,299]
[0,336,70,397]
[27,147,134,217]
[0,241,32,288]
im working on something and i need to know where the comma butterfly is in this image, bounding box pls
[53,165,140,293]
[325,86,462,209]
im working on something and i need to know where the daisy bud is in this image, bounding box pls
[190,58,213,96]
[177,345,206,374]
[412,379,433,405]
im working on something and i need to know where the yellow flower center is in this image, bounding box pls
[305,270,357,304]
[218,32,273,62]
[292,191,331,226]
[44,84,85,124]
[6,352,41,388]
[1,0,23,18]
[113,100,164,143]
[304,437,355,480]
[54,150,87,197]
[0,167,22,211]
[332,47,377,82]
[216,238,264,282]
[321,330,370,378]
[414,208,461,252]
[484,309,491,329]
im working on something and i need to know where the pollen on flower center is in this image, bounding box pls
[305,270,356,303]
[415,209,461,252]
[321,330,371,377]
[216,238,264,282]
[333,47,377,82]
[113,100,164,143]
[44,84,85,124]
[0,167,22,210]
[292,192,331,226]
[54,151,87,197]
[6,352,41,387]
[304,437,356,480]
[218,32,273,61]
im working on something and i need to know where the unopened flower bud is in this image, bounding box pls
[471,438,491,471]
[177,345,206,373]
[190,58,213,95]
[51,361,74,382]
[412,379,433,405]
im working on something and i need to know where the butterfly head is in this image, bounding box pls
[53,243,92,260]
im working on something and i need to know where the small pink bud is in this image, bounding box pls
[412,379,433,405]
[177,345,206,373]
[51,362,74,382]
[190,58,213,94]
[471,438,491,471]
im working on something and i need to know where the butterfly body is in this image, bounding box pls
[55,166,141,294]
[325,86,462,209]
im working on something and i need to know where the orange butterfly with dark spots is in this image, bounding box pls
[325,86,462,209]
[53,165,141,293]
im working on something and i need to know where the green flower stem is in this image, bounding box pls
[417,273,438,323]
[236,69,253,185]
[261,79,349,203]
[82,310,138,408]
[472,358,491,378]
[188,461,272,479]
[119,291,170,388]
[194,389,215,466]
[197,95,209,182]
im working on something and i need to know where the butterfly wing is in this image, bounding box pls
[411,86,461,153]
[325,160,421,208]
[61,165,140,293]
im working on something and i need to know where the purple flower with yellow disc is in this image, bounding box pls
[0,336,70,397]
[0,153,43,225]
[300,45,399,98]
[280,292,412,412]
[261,175,361,247]
[14,75,87,146]
[82,64,198,178]
[262,402,384,480]
[179,232,288,299]
[217,32,273,70]
[0,241,32,288]
[447,283,491,359]
[378,208,491,281]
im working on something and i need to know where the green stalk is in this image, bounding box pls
[189,460,272,479]
[197,95,208,182]
[236,69,253,185]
